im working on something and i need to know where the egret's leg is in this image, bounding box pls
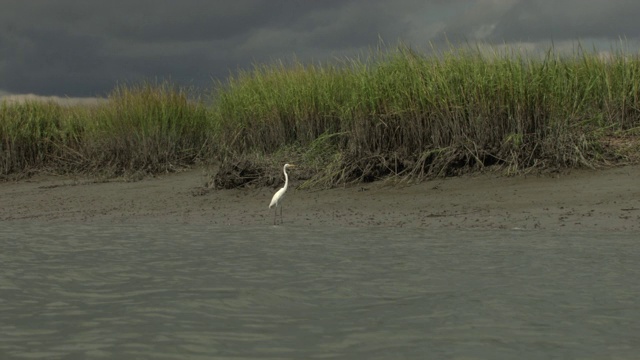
[273,206,277,225]
[280,204,283,224]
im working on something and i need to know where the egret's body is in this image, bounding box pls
[269,163,295,225]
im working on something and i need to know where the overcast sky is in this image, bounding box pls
[1,0,639,100]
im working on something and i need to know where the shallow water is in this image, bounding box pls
[1,223,639,359]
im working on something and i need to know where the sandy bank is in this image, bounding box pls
[1,166,639,231]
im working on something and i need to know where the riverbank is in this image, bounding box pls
[1,165,638,231]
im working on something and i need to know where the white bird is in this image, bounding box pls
[269,163,296,225]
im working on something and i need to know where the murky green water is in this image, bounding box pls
[1,223,638,359]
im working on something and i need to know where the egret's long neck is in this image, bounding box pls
[283,167,289,190]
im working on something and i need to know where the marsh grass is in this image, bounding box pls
[2,45,639,187]
[1,82,214,179]
[84,83,212,175]
[0,100,68,176]
[212,45,640,187]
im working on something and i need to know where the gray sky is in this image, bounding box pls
[1,0,639,100]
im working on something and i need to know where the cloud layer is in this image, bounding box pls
[1,0,639,98]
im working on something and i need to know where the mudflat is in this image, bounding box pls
[1,165,639,231]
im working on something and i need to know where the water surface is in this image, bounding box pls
[1,223,639,359]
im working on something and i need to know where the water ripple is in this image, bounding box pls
[1,223,639,359]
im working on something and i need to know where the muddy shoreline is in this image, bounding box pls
[1,165,639,231]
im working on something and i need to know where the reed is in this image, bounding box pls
[1,82,215,178]
[211,45,640,187]
[0,100,69,175]
[2,45,639,186]
[82,82,213,175]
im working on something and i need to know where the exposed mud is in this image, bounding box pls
[1,165,639,231]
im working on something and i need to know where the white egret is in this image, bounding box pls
[269,163,296,225]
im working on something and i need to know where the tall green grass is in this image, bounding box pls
[1,82,215,178]
[211,45,640,186]
[1,45,639,186]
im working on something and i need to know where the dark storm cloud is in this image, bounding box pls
[1,27,107,93]
[491,0,640,42]
[1,0,639,98]
[434,0,640,43]
[0,0,385,97]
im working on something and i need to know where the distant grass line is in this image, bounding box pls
[2,45,640,187]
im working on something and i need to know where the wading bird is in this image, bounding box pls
[269,163,296,225]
